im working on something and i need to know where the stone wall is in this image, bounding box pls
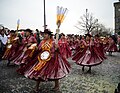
[114,1,120,34]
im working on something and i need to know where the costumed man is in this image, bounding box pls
[0,28,8,61]
[72,34,106,73]
[20,29,71,93]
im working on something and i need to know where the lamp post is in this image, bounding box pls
[43,0,46,30]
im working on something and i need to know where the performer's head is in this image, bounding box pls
[94,34,100,39]
[0,28,5,35]
[10,30,16,36]
[41,29,53,40]
[25,29,32,37]
[85,33,92,41]
[81,35,85,39]
[60,33,65,39]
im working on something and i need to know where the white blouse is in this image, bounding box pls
[0,34,8,45]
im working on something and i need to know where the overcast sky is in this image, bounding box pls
[0,0,119,34]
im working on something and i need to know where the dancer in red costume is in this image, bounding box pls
[2,30,20,66]
[73,35,85,55]
[103,36,109,53]
[14,29,37,65]
[94,34,106,59]
[72,34,106,73]
[107,35,118,56]
[9,32,24,62]
[58,33,71,59]
[20,29,71,92]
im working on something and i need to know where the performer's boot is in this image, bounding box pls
[87,66,91,73]
[0,55,2,62]
[117,83,120,93]
[119,49,120,52]
[7,60,10,66]
[32,80,40,93]
[110,52,112,56]
[109,52,112,56]
[52,79,60,91]
[0,57,2,62]
[82,66,85,72]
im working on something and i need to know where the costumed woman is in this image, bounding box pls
[107,35,118,56]
[20,29,71,92]
[58,33,71,59]
[102,36,109,54]
[2,30,19,66]
[13,29,37,66]
[72,34,106,73]
[67,35,76,54]
[73,35,85,56]
[94,34,106,60]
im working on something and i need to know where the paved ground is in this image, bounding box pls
[0,52,120,93]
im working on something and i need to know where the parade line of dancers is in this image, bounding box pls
[0,27,120,93]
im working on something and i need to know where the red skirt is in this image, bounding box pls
[9,44,25,61]
[59,45,72,59]
[2,44,18,60]
[23,52,71,81]
[107,44,118,52]
[72,46,105,66]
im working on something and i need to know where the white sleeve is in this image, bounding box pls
[0,35,2,40]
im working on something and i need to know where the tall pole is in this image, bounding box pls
[96,19,98,34]
[86,9,88,34]
[44,0,46,30]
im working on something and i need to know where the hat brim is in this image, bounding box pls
[10,31,16,33]
[85,34,92,37]
[25,29,32,33]
[41,32,53,36]
[40,29,53,36]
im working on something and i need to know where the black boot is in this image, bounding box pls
[117,83,120,93]
[110,52,112,56]
[82,66,85,72]
[87,66,91,73]
[7,60,10,66]
[109,52,112,56]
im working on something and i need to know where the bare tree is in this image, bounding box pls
[94,24,112,36]
[75,9,98,34]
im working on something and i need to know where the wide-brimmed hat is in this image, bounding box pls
[41,29,53,36]
[95,34,100,37]
[85,33,92,37]
[60,33,65,36]
[10,30,16,33]
[25,29,32,33]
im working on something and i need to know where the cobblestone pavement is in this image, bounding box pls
[0,52,120,93]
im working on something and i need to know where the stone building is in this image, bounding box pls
[114,0,120,34]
